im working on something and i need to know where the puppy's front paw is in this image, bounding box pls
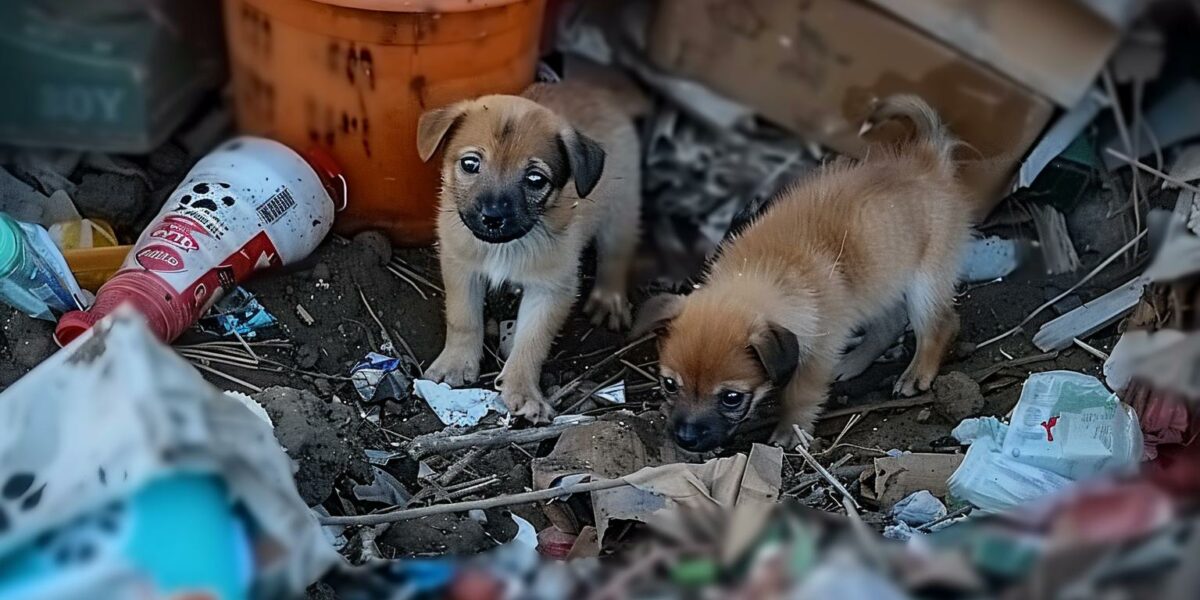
[585,289,632,331]
[424,346,482,386]
[894,364,937,397]
[769,423,815,450]
[498,377,555,424]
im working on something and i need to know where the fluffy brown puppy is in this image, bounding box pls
[637,95,969,452]
[417,81,640,422]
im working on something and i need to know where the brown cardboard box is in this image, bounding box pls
[861,0,1132,107]
[648,0,1056,217]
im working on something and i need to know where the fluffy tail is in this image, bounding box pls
[860,94,957,163]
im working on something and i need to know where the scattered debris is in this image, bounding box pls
[0,213,88,320]
[958,235,1027,282]
[1033,276,1149,351]
[950,371,1143,511]
[0,310,334,598]
[413,379,509,427]
[890,490,949,527]
[350,352,412,403]
[296,303,315,326]
[198,286,278,339]
[861,453,964,509]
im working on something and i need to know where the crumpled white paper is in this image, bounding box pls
[0,309,335,599]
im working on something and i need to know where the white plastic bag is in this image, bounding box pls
[948,371,1143,512]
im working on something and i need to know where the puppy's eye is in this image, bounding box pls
[524,171,548,190]
[662,377,679,395]
[719,391,747,409]
[459,155,481,174]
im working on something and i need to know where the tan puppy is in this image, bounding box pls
[416,81,640,422]
[637,95,969,452]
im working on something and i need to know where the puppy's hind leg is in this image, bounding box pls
[895,271,960,397]
[585,199,638,330]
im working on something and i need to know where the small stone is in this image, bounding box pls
[916,407,932,423]
[296,344,320,369]
[932,371,985,423]
[351,230,393,266]
[313,378,333,397]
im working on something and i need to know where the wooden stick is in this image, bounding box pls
[318,477,631,525]
[407,417,595,458]
[970,351,1059,382]
[191,362,263,393]
[791,425,860,510]
[436,447,487,486]
[1073,338,1110,361]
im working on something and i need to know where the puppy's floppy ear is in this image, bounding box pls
[631,294,684,338]
[417,102,469,162]
[749,322,799,386]
[558,129,606,198]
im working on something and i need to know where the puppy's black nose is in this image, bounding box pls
[479,205,506,230]
[673,420,711,451]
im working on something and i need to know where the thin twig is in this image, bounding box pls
[562,368,627,415]
[319,477,631,525]
[916,504,973,532]
[444,476,500,500]
[386,265,429,300]
[437,447,488,486]
[408,417,595,458]
[191,362,263,393]
[819,414,862,456]
[1073,338,1110,361]
[358,287,397,354]
[230,328,260,363]
[549,334,654,407]
[976,229,1148,350]
[1106,148,1200,195]
[1103,68,1143,245]
[791,425,860,510]
[620,359,659,384]
[388,259,444,293]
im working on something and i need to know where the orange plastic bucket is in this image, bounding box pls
[223,0,546,246]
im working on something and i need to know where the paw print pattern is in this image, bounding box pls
[34,500,126,568]
[177,182,237,213]
[0,472,46,534]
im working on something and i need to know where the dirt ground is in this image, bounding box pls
[0,201,1138,561]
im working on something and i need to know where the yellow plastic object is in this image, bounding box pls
[63,245,132,292]
[49,219,119,250]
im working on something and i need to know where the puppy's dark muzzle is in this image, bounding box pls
[462,193,533,243]
[671,413,727,452]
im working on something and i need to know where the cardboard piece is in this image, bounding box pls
[861,0,1128,107]
[649,0,1056,218]
[860,453,965,508]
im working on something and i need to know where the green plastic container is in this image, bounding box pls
[0,0,224,153]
